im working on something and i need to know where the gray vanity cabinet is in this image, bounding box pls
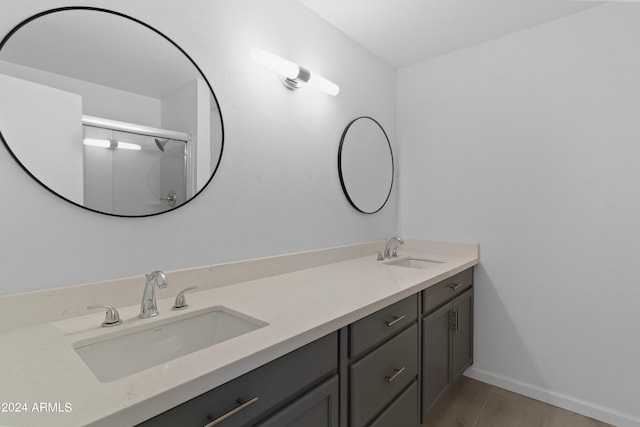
[421,303,451,410]
[138,332,338,427]
[138,268,474,427]
[421,268,474,416]
[348,295,419,427]
[369,381,418,427]
[258,375,339,427]
[451,289,473,379]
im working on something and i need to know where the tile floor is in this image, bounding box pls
[422,377,613,427]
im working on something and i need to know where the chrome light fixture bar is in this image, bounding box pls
[251,48,340,96]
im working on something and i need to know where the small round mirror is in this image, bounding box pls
[338,116,394,214]
[0,7,223,217]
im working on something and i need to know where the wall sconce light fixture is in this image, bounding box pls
[83,138,142,151]
[251,48,340,96]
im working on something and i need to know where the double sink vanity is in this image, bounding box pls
[0,7,478,427]
[0,239,478,426]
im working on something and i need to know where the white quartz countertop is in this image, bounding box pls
[0,241,478,426]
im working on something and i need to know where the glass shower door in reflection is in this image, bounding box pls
[83,125,187,215]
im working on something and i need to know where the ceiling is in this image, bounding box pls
[1,9,200,98]
[299,0,606,68]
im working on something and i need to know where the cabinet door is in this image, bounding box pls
[258,375,339,427]
[421,303,451,412]
[451,288,473,380]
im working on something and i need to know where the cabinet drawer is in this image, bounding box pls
[350,294,418,359]
[369,381,418,427]
[350,324,418,427]
[422,268,473,314]
[138,332,338,427]
[258,375,339,427]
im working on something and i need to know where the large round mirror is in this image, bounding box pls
[0,7,223,217]
[338,116,394,214]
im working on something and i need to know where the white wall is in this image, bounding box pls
[0,73,83,203]
[0,0,397,294]
[398,4,640,426]
[0,60,162,126]
[195,79,212,190]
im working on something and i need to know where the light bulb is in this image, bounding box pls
[83,139,141,150]
[251,48,299,79]
[116,142,142,151]
[83,138,111,148]
[307,72,340,96]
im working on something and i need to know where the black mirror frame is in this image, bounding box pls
[337,116,394,214]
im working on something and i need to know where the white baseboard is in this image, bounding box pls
[465,367,640,427]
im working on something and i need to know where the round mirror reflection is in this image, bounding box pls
[0,7,223,217]
[338,117,394,214]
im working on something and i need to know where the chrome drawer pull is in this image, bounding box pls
[448,283,461,291]
[386,366,406,383]
[385,315,406,327]
[204,396,259,427]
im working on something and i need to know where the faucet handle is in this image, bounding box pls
[87,304,122,327]
[172,287,198,311]
[375,251,384,261]
[392,248,400,258]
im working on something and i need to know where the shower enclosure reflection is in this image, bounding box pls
[83,123,187,215]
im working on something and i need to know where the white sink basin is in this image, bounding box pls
[74,306,268,382]
[386,257,443,270]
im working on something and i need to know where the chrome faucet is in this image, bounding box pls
[383,237,404,259]
[139,270,168,318]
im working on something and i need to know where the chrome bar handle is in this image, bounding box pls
[386,367,406,383]
[87,304,122,327]
[204,397,259,427]
[448,283,461,291]
[385,315,406,327]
